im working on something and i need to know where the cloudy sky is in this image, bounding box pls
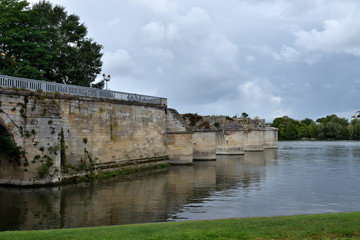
[28,0,360,122]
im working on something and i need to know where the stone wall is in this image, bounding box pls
[0,89,279,185]
[0,89,168,185]
[167,133,193,164]
[166,109,193,164]
[244,130,264,152]
[216,131,245,155]
[264,126,278,149]
[193,131,216,160]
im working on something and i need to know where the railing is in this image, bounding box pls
[0,75,166,106]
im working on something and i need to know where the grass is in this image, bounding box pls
[1,212,360,240]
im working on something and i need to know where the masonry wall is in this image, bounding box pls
[167,133,193,164]
[61,99,167,170]
[193,131,216,160]
[0,89,168,185]
[244,130,264,152]
[0,89,279,185]
[264,127,278,149]
[216,131,245,155]
[166,109,193,164]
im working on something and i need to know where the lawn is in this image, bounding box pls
[1,212,359,240]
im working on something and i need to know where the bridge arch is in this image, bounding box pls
[0,115,24,180]
[0,112,23,145]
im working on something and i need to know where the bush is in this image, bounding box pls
[0,135,25,162]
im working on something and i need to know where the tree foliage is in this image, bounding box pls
[241,112,249,118]
[0,0,52,79]
[271,114,359,140]
[0,0,103,87]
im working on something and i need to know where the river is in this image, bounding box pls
[1,141,360,231]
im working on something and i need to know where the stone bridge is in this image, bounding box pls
[0,79,277,186]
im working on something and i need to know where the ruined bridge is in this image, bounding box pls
[0,75,277,186]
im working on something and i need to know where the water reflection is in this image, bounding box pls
[1,142,360,231]
[0,150,277,231]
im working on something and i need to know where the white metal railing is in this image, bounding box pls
[0,75,166,105]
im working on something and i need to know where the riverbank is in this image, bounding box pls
[1,212,359,239]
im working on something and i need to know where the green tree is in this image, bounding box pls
[32,1,103,87]
[284,123,297,140]
[0,0,52,79]
[301,118,314,126]
[316,124,325,140]
[296,122,308,139]
[308,122,317,138]
[241,112,249,118]
[317,114,348,126]
[272,114,355,141]
[340,125,349,140]
[316,114,349,140]
[272,116,303,140]
[272,116,293,128]
[278,124,285,140]
[324,121,342,139]
[0,0,103,87]
[350,119,360,140]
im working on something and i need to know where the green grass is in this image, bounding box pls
[1,212,360,240]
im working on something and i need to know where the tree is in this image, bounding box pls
[315,114,349,140]
[91,80,105,89]
[0,0,103,87]
[32,1,103,87]
[0,0,52,79]
[241,112,249,118]
[324,121,342,139]
[301,118,314,126]
[272,116,293,128]
[316,124,325,140]
[296,122,308,139]
[272,114,358,141]
[308,122,317,138]
[349,119,360,140]
[271,116,300,140]
[284,123,297,140]
[317,114,348,126]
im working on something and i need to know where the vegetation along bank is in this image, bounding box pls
[272,114,360,140]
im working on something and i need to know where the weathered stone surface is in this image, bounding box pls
[0,89,168,185]
[264,126,278,149]
[0,88,279,186]
[244,130,264,152]
[216,131,245,155]
[193,132,217,160]
[166,133,193,164]
[166,109,193,164]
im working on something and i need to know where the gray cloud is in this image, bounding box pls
[294,17,360,56]
[30,0,360,121]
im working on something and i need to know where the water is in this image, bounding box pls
[1,141,360,231]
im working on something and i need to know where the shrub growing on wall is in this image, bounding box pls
[0,134,25,163]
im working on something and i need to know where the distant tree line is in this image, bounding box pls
[0,0,103,87]
[271,115,360,140]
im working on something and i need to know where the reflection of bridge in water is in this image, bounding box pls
[0,150,278,231]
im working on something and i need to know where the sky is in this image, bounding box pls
[27,0,360,122]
